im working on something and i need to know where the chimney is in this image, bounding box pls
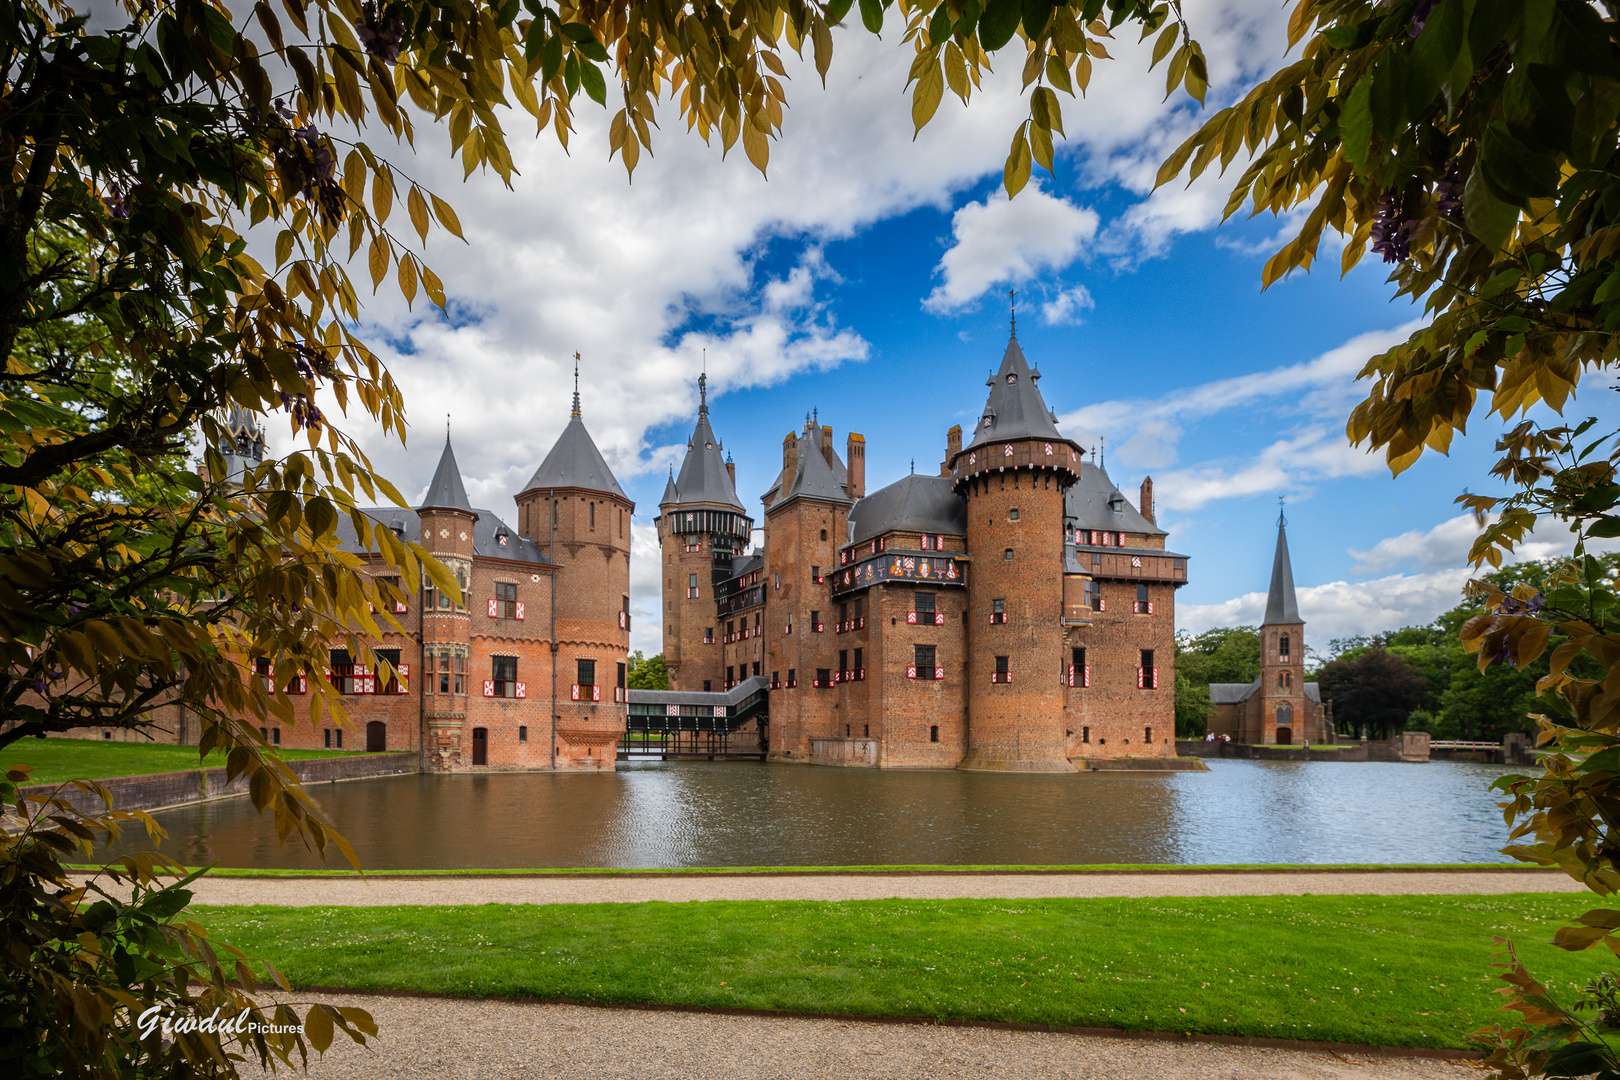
[1140,476,1155,524]
[942,424,963,476]
[821,424,836,472]
[780,430,798,496]
[846,433,866,499]
[726,459,736,488]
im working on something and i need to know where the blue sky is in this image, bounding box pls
[268,0,1620,657]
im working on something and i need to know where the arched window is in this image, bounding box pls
[1279,633,1291,660]
[1276,702,1293,725]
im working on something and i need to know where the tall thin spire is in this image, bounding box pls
[1009,287,1017,339]
[571,352,582,419]
[1263,509,1302,626]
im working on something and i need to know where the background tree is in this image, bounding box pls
[1172,669,1211,738]
[1314,646,1431,740]
[626,651,668,690]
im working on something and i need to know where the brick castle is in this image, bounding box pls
[659,331,1189,770]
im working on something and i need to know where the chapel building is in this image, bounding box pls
[658,332,1190,769]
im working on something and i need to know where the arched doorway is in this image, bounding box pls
[1275,727,1293,745]
[472,727,488,765]
[366,721,387,752]
[1275,702,1293,745]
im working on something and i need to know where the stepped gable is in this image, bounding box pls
[965,335,1064,449]
[523,400,626,500]
[1064,462,1166,536]
[774,421,852,507]
[335,507,549,564]
[420,434,476,515]
[1263,517,1302,625]
[667,374,744,510]
[848,473,966,546]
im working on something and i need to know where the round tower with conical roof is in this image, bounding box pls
[418,432,478,769]
[514,368,633,769]
[656,374,753,692]
[949,333,1085,772]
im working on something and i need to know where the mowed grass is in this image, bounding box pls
[196,893,1596,1049]
[6,738,367,785]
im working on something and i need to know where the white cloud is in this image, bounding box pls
[1041,285,1095,326]
[628,520,663,655]
[1347,512,1608,577]
[1178,568,1478,651]
[1150,427,1386,512]
[923,185,1100,312]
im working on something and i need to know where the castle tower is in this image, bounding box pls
[1256,509,1306,745]
[211,405,267,488]
[656,374,753,692]
[950,334,1084,772]
[418,433,478,769]
[763,417,854,760]
[516,374,634,768]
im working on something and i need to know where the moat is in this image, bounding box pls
[97,759,1515,869]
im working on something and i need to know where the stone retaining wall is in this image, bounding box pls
[15,752,417,816]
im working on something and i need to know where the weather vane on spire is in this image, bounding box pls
[446,413,451,440]
[571,352,582,419]
[1009,287,1017,338]
[1278,495,1287,528]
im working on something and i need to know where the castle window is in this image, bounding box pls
[255,657,273,693]
[1277,702,1293,725]
[272,728,280,745]
[1070,647,1089,688]
[752,661,761,677]
[454,653,465,695]
[912,645,938,680]
[821,529,828,541]
[1138,650,1159,690]
[726,665,734,686]
[1145,727,1153,744]
[704,627,714,644]
[324,729,331,748]
[993,655,1011,684]
[991,598,1006,625]
[853,648,863,678]
[329,649,358,695]
[376,648,402,694]
[688,573,699,599]
[811,610,823,632]
[839,650,848,676]
[1003,548,1014,561]
[552,499,558,525]
[930,725,939,743]
[1087,580,1104,611]
[1133,583,1152,616]
[1082,726,1090,744]
[846,724,851,736]
[618,663,627,691]
[494,581,518,619]
[787,669,796,688]
[774,572,781,590]
[589,502,596,530]
[913,592,937,625]
[492,655,519,698]
[1279,633,1291,660]
[519,726,528,742]
[816,668,831,689]
[771,671,779,689]
[1009,508,1019,522]
[704,680,712,691]
[864,724,869,737]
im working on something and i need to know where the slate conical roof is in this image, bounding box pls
[1263,515,1302,626]
[776,421,853,507]
[966,335,1065,449]
[523,413,627,499]
[420,434,475,514]
[667,375,745,510]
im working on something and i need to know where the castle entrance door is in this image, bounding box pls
[472,727,488,765]
[1275,727,1292,745]
[366,722,386,752]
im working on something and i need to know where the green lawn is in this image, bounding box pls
[5,738,367,785]
[197,893,1596,1049]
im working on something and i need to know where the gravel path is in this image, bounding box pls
[186,869,1582,906]
[273,992,1479,1079]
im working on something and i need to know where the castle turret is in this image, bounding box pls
[950,334,1084,772]
[1257,509,1306,745]
[656,374,753,692]
[418,433,478,767]
[516,372,633,768]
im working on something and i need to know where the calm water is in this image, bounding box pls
[96,759,1517,869]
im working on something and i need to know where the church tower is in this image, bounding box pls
[1257,509,1306,745]
[657,374,753,691]
[419,433,477,769]
[950,332,1085,771]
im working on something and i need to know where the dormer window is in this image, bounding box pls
[1108,493,1125,514]
[1006,372,1017,383]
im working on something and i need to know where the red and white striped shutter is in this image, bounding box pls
[483,680,495,697]
[515,682,526,699]
[570,684,580,701]
[935,613,945,625]
[1084,665,1091,688]
[906,611,917,625]
[935,667,945,680]
[397,664,410,693]
[516,601,525,620]
[487,599,498,617]
[1136,667,1145,689]
[1152,667,1160,690]
[906,665,917,679]
[1098,597,1107,612]
[295,675,308,694]
[592,685,601,702]
[667,704,679,716]
[715,706,726,718]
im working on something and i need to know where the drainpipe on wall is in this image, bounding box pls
[549,487,557,771]
[417,557,426,774]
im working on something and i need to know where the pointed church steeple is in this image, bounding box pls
[420,432,475,515]
[667,375,744,511]
[1263,506,1302,626]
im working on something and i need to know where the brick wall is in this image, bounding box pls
[1062,575,1176,758]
